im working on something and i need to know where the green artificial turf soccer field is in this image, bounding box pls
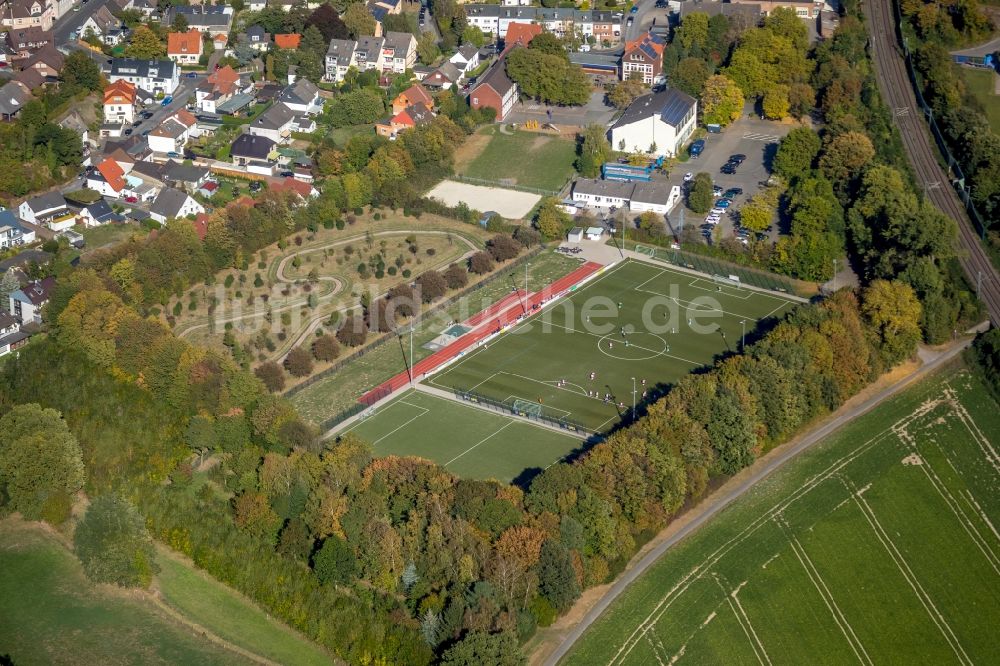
[342,389,585,482]
[426,260,798,432]
[563,365,1000,665]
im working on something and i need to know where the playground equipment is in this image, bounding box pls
[601,156,666,181]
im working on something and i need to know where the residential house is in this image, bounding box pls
[270,176,318,200]
[197,181,218,198]
[148,108,197,154]
[367,0,400,17]
[195,63,242,113]
[20,42,61,78]
[469,54,518,121]
[0,208,35,248]
[571,178,634,209]
[108,58,180,95]
[0,80,30,120]
[57,110,90,148]
[77,199,121,227]
[728,0,820,17]
[621,31,665,85]
[277,77,320,114]
[14,66,45,90]
[1,0,56,32]
[149,186,204,224]
[274,32,299,49]
[8,276,55,325]
[241,24,270,52]
[17,191,69,228]
[117,0,159,19]
[230,133,276,174]
[354,36,385,73]
[449,43,480,76]
[80,5,120,44]
[324,38,355,82]
[463,6,621,43]
[501,21,541,52]
[608,87,697,157]
[375,101,433,139]
[422,62,461,90]
[166,4,233,37]
[3,25,50,60]
[87,156,128,197]
[166,29,203,64]
[103,79,137,126]
[391,83,432,115]
[212,33,227,51]
[382,30,417,74]
[164,161,209,192]
[248,101,295,143]
[0,310,27,357]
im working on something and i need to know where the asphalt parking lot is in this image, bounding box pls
[670,115,795,245]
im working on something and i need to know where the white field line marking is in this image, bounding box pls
[632,287,770,321]
[610,402,934,665]
[963,490,1000,546]
[762,301,792,319]
[895,425,1000,574]
[846,479,973,666]
[540,320,703,366]
[502,390,573,418]
[415,387,581,442]
[943,384,1000,476]
[445,421,513,466]
[361,404,429,445]
[685,277,755,300]
[777,516,873,665]
[711,575,770,666]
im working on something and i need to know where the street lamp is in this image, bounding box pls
[740,319,746,351]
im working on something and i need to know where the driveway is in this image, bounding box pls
[505,91,617,129]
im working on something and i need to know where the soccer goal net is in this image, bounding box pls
[358,406,377,421]
[511,399,543,418]
[712,274,743,288]
[635,245,658,258]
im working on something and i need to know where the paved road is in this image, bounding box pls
[541,336,974,666]
[865,0,1000,321]
[52,0,113,45]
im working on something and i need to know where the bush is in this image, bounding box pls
[254,361,286,392]
[513,225,542,247]
[402,269,411,278]
[444,263,468,290]
[415,270,447,303]
[284,346,314,377]
[336,316,368,347]
[336,219,345,230]
[312,334,341,362]
[487,235,521,262]
[173,302,182,316]
[74,494,158,588]
[469,251,494,275]
[224,274,235,288]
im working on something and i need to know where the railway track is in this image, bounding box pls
[864,0,1000,322]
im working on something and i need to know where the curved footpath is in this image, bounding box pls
[538,332,980,666]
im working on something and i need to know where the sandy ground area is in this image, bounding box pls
[426,180,541,219]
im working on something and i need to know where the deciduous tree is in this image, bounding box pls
[74,494,158,588]
[700,75,744,126]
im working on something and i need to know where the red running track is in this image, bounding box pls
[359,261,605,405]
[465,290,528,328]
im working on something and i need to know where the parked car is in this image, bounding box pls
[124,196,138,203]
[185,72,197,78]
[689,139,705,157]
[280,171,294,177]
[722,187,743,198]
[715,199,732,208]
[161,95,173,106]
[728,154,746,165]
[683,172,694,182]
[124,128,133,136]
[626,16,634,26]
[166,151,179,158]
[721,163,737,174]
[712,185,723,196]
[630,5,639,12]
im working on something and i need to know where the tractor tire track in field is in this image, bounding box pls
[539,337,973,666]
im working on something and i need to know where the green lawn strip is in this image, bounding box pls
[289,250,581,425]
[428,260,797,432]
[562,365,1000,664]
[0,520,243,666]
[155,549,332,666]
[80,223,143,254]
[461,129,577,192]
[345,389,583,481]
[959,66,1000,135]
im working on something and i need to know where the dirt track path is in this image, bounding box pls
[534,335,978,665]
